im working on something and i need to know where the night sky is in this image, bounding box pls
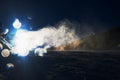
[0,0,120,29]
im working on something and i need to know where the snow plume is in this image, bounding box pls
[11,23,80,56]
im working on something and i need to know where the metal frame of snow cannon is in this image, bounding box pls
[0,36,12,50]
[0,30,12,56]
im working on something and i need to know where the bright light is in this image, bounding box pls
[3,29,9,35]
[12,30,33,56]
[11,29,44,56]
[13,18,22,29]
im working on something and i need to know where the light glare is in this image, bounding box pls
[13,18,22,29]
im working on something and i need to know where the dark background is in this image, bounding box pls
[0,0,120,29]
[1,51,120,80]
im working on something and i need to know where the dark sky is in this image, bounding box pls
[0,0,120,29]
